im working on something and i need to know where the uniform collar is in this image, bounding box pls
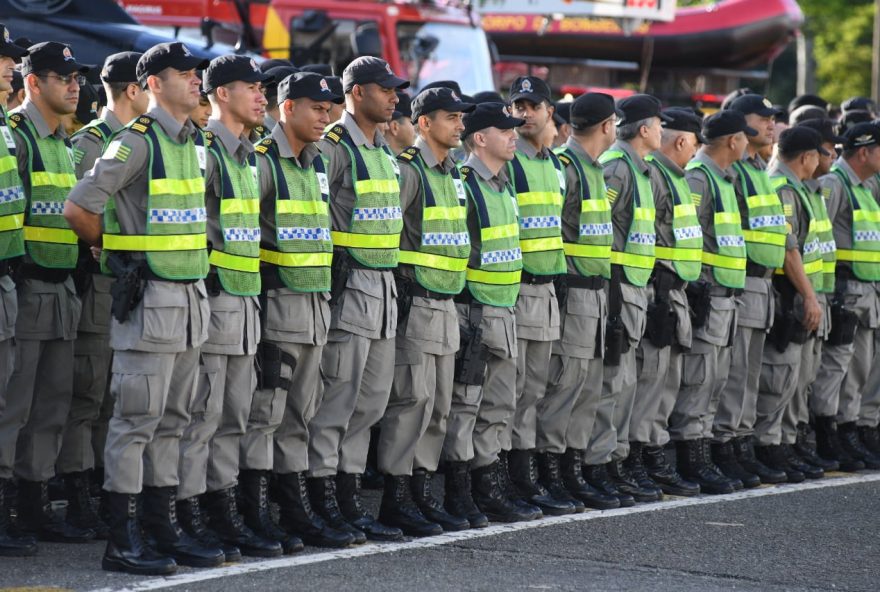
[768,160,804,189]
[465,152,507,184]
[206,119,253,162]
[340,110,387,149]
[610,139,650,174]
[693,149,737,183]
[148,105,199,144]
[563,136,598,167]
[414,136,454,173]
[263,113,277,131]
[649,150,685,177]
[270,122,320,167]
[835,157,865,187]
[103,109,124,132]
[744,151,767,170]
[22,100,67,139]
[515,136,549,160]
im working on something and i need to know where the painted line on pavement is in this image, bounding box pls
[89,471,880,592]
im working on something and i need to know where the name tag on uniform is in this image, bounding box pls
[0,125,14,150]
[556,169,566,192]
[196,145,207,171]
[316,172,329,196]
[453,178,466,204]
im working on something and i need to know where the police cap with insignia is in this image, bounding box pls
[777,126,830,157]
[22,41,89,76]
[462,102,525,140]
[616,94,672,125]
[569,92,622,129]
[411,87,475,120]
[842,122,880,150]
[508,76,551,105]
[0,24,27,62]
[277,71,344,104]
[204,54,274,93]
[342,56,409,93]
[662,107,707,144]
[101,51,143,84]
[729,94,784,117]
[136,42,209,87]
[393,91,412,120]
[702,110,759,140]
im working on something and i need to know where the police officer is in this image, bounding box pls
[628,107,704,497]
[306,56,407,542]
[505,76,573,515]
[811,123,880,470]
[711,94,794,486]
[65,42,223,574]
[0,23,35,557]
[252,72,354,549]
[592,94,666,503]
[443,102,534,524]
[534,93,620,510]
[170,55,282,560]
[384,92,414,156]
[755,126,828,480]
[377,87,474,535]
[261,65,299,134]
[0,41,90,546]
[670,111,750,495]
[58,51,146,538]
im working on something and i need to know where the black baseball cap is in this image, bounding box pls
[788,93,828,113]
[840,109,874,132]
[796,117,846,145]
[778,126,830,157]
[277,71,343,104]
[617,94,672,125]
[789,104,827,125]
[702,110,759,140]
[264,65,300,98]
[472,90,504,104]
[842,96,875,113]
[204,55,273,93]
[663,107,707,144]
[462,102,525,140]
[721,87,753,111]
[509,76,551,105]
[75,83,100,125]
[101,51,142,84]
[411,87,475,120]
[569,92,621,129]
[728,94,783,117]
[259,58,293,73]
[0,24,27,62]
[22,41,89,76]
[554,101,571,125]
[300,63,333,77]
[136,42,209,86]
[325,76,343,97]
[393,92,412,120]
[342,56,409,92]
[421,80,462,96]
[843,122,880,149]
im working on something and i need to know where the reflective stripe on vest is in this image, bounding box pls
[0,108,25,261]
[557,148,611,278]
[509,150,566,276]
[770,175,824,291]
[832,165,880,281]
[733,160,787,268]
[647,155,703,281]
[599,149,656,286]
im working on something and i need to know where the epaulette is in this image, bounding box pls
[204,130,215,147]
[255,137,274,154]
[397,146,419,162]
[129,115,155,135]
[557,153,571,166]
[253,125,266,136]
[86,126,104,139]
[7,113,21,128]
[323,125,346,145]
[459,165,472,180]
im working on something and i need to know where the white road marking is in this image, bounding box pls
[89,471,880,592]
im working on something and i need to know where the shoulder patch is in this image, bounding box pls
[129,115,155,135]
[72,148,84,165]
[255,137,275,155]
[691,192,702,208]
[323,125,346,145]
[557,153,571,166]
[398,146,419,161]
[605,187,619,204]
[782,204,793,217]
[87,127,104,139]
[7,113,20,128]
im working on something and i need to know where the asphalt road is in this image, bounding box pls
[2,472,878,592]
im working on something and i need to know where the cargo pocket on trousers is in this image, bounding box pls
[193,355,222,416]
[547,354,566,388]
[111,354,163,419]
[73,353,96,397]
[249,382,288,427]
[636,342,661,378]
[0,275,17,335]
[680,352,707,388]
[759,363,794,397]
[141,285,187,345]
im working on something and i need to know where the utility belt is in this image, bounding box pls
[746,260,772,278]
[408,284,455,300]
[15,263,71,284]
[554,274,606,310]
[521,271,557,285]
[260,266,286,292]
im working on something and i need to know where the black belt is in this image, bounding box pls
[408,284,455,300]
[333,248,370,270]
[454,290,475,305]
[651,267,687,291]
[746,261,771,278]
[260,267,286,291]
[834,265,873,284]
[521,271,557,285]
[563,274,606,290]
[16,264,71,283]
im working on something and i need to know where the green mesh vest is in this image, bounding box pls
[599,149,656,286]
[733,159,787,269]
[0,108,25,261]
[206,131,261,296]
[771,175,824,291]
[102,115,208,280]
[397,147,469,294]
[461,165,522,307]
[324,125,401,268]
[646,155,703,281]
[255,137,332,293]
[809,184,836,293]
[687,161,747,289]
[508,150,566,276]
[831,165,880,281]
[556,148,611,278]
[9,112,78,269]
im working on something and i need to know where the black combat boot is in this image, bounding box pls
[306,476,366,544]
[536,452,585,513]
[507,449,576,515]
[793,423,839,471]
[642,445,699,497]
[813,416,864,472]
[336,472,403,542]
[837,422,880,469]
[710,440,756,489]
[203,487,282,557]
[732,437,786,484]
[780,444,823,480]
[239,470,303,554]
[470,462,536,523]
[606,459,660,503]
[673,440,736,495]
[443,461,489,528]
[275,472,354,548]
[582,463,635,507]
[62,470,109,539]
[559,449,619,510]
[176,495,241,563]
[141,486,224,568]
[0,478,36,556]
[16,479,95,543]
[858,425,880,457]
[411,469,469,531]
[754,445,805,483]
[378,475,442,537]
[498,451,542,519]
[621,443,662,498]
[102,492,176,575]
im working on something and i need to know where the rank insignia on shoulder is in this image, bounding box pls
[7,113,20,127]
[323,125,345,144]
[783,204,793,217]
[87,127,104,139]
[557,153,571,166]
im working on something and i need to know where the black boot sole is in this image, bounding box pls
[237,544,284,558]
[159,550,225,568]
[466,514,489,529]
[656,483,700,497]
[298,533,355,548]
[102,555,177,576]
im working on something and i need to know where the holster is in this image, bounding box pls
[827,299,859,346]
[685,280,712,329]
[554,275,569,310]
[768,278,809,353]
[105,253,145,324]
[329,250,352,307]
[454,302,489,386]
[395,277,413,325]
[256,341,296,391]
[603,265,629,366]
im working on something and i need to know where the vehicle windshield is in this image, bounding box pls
[397,22,494,95]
